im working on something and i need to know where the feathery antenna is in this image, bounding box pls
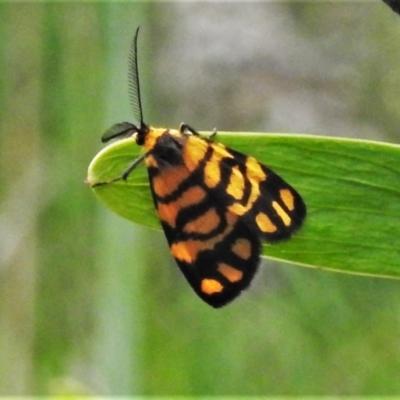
[128,26,144,127]
[101,27,145,143]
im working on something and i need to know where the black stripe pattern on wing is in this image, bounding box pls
[146,132,262,307]
[145,131,306,307]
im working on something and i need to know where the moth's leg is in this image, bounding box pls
[179,123,200,136]
[180,122,217,140]
[91,152,147,188]
[209,127,218,140]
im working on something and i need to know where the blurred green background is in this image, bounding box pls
[2,1,400,396]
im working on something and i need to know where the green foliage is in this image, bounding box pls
[88,132,400,278]
[3,1,400,397]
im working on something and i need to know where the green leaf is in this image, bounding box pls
[87,132,400,278]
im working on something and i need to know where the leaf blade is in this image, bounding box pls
[87,132,400,278]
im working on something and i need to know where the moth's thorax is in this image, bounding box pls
[141,127,184,170]
[142,127,181,152]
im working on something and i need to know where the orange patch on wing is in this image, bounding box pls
[245,156,267,181]
[218,263,243,283]
[280,188,295,211]
[231,238,252,260]
[227,157,267,216]
[201,278,224,295]
[256,212,277,233]
[157,185,207,228]
[183,207,220,235]
[226,166,245,200]
[228,179,260,216]
[171,212,238,263]
[171,240,200,263]
[182,135,208,171]
[203,142,234,189]
[152,165,191,198]
[204,156,221,188]
[211,142,235,159]
[272,201,291,226]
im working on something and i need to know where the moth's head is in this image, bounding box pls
[134,122,149,146]
[101,122,148,144]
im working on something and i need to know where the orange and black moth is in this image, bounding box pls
[94,27,306,308]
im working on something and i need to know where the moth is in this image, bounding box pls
[92,27,306,308]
